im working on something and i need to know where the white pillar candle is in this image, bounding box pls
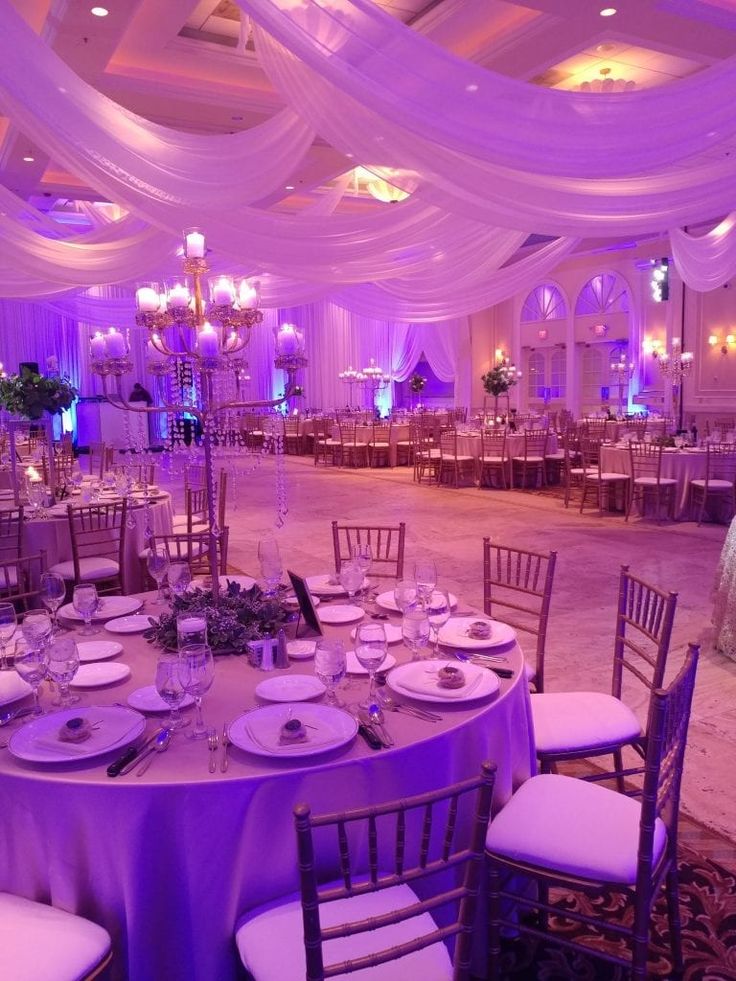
[136,286,160,313]
[198,323,220,358]
[238,281,258,309]
[105,329,127,358]
[146,339,165,363]
[184,231,205,258]
[90,332,107,360]
[167,284,190,309]
[212,277,235,305]
[275,323,300,357]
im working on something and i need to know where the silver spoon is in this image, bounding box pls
[376,689,441,722]
[136,729,171,776]
[368,704,394,746]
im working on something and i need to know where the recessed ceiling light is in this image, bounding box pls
[90,6,109,16]
[22,154,34,163]
[595,42,616,54]
[599,7,617,16]
[285,185,295,191]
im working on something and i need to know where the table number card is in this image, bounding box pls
[287,570,323,638]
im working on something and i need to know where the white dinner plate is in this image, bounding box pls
[127,686,195,713]
[0,672,32,707]
[437,617,516,651]
[284,593,321,608]
[286,640,317,661]
[77,641,123,663]
[350,623,403,645]
[306,575,370,597]
[104,615,152,635]
[345,650,397,675]
[387,660,499,704]
[59,596,143,622]
[374,590,458,613]
[228,703,358,759]
[8,705,146,764]
[255,675,326,702]
[318,605,364,625]
[71,662,132,688]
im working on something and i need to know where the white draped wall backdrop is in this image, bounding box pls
[1,0,736,398]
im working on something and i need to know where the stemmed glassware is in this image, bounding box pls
[168,562,192,600]
[402,607,430,660]
[350,543,372,607]
[393,579,418,613]
[40,572,67,635]
[414,559,438,607]
[21,611,53,653]
[155,650,190,730]
[354,622,387,708]
[14,645,49,716]
[0,603,17,669]
[47,637,80,707]
[426,589,451,658]
[258,537,283,596]
[314,639,347,706]
[339,559,364,607]
[179,644,215,740]
[73,583,99,636]
[27,481,46,518]
[147,546,170,605]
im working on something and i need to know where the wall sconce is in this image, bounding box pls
[643,338,662,357]
[494,348,505,362]
[710,333,736,355]
[591,323,608,338]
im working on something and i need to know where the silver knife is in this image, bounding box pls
[115,729,163,777]
[220,723,230,773]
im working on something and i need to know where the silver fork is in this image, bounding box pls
[207,728,219,773]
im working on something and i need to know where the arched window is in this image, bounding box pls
[527,352,545,399]
[550,348,566,399]
[575,273,629,316]
[521,283,567,323]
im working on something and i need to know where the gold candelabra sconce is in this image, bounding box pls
[708,332,736,356]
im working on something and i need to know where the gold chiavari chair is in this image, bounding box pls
[478,428,507,489]
[625,442,677,521]
[151,527,229,578]
[687,442,736,525]
[332,521,406,580]
[579,437,630,516]
[411,424,440,484]
[313,417,339,467]
[0,506,24,563]
[0,552,47,613]
[50,502,128,594]
[368,421,392,467]
[510,429,548,489]
[437,429,475,487]
[337,420,368,468]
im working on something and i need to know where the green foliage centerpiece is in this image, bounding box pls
[0,366,77,420]
[481,358,519,422]
[145,580,291,655]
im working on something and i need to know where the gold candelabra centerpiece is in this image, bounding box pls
[361,358,392,409]
[609,355,634,416]
[338,365,365,408]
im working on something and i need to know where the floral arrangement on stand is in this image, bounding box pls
[481,362,518,398]
[0,366,77,420]
[145,579,291,655]
[409,373,427,394]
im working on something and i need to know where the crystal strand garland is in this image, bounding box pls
[273,423,288,528]
[121,410,137,533]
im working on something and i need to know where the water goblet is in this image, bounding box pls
[426,590,451,658]
[103,471,116,494]
[413,559,438,607]
[21,611,52,654]
[178,644,215,740]
[154,650,190,730]
[28,481,45,518]
[147,546,170,605]
[350,544,372,608]
[14,645,49,716]
[354,622,387,709]
[168,562,192,600]
[73,583,99,636]
[90,480,102,502]
[339,559,364,607]
[47,637,80,707]
[0,602,17,668]
[402,607,430,661]
[314,639,347,706]
[258,537,282,596]
[71,467,84,493]
[40,572,67,635]
[393,579,418,613]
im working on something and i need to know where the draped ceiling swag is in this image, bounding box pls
[0,0,734,320]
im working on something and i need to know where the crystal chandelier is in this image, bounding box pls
[578,67,636,93]
[650,338,693,382]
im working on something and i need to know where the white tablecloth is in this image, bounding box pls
[714,516,736,660]
[0,601,534,981]
[329,424,412,466]
[600,446,707,519]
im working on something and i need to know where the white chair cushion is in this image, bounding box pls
[690,478,733,489]
[545,452,565,460]
[442,455,473,462]
[48,557,119,581]
[370,442,391,448]
[512,456,545,463]
[531,691,641,755]
[590,471,630,481]
[634,476,677,486]
[0,892,111,981]
[486,774,667,885]
[481,456,504,464]
[236,882,453,981]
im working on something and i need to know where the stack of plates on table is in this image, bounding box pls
[104,615,152,634]
[437,617,516,651]
[286,640,317,660]
[8,706,145,764]
[255,675,326,702]
[374,590,458,613]
[71,662,131,688]
[318,604,364,625]
[228,703,358,758]
[305,574,370,597]
[77,641,123,663]
[345,650,396,674]
[0,672,32,706]
[59,596,142,622]
[127,686,195,713]
[350,622,403,644]
[387,660,498,703]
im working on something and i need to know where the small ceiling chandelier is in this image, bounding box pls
[578,67,635,93]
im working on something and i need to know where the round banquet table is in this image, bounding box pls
[0,594,534,981]
[18,493,173,593]
[329,423,412,466]
[714,515,736,660]
[600,445,708,519]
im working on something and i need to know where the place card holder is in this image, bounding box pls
[287,570,323,639]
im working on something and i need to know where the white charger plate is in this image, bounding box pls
[437,617,516,651]
[350,623,402,645]
[59,596,142,622]
[255,675,326,702]
[127,686,195,713]
[104,615,152,635]
[374,590,458,613]
[0,672,32,707]
[345,650,397,675]
[387,660,499,704]
[284,593,321,608]
[318,605,364,625]
[228,703,357,759]
[70,662,131,688]
[77,641,123,663]
[306,575,370,597]
[8,705,145,764]
[286,640,317,661]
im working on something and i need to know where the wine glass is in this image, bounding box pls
[154,650,190,730]
[350,544,372,608]
[426,590,451,658]
[314,639,347,706]
[354,622,387,708]
[40,572,67,635]
[178,644,215,740]
[168,562,192,599]
[258,537,282,596]
[147,546,170,605]
[15,645,48,716]
[28,481,45,518]
[0,603,17,669]
[339,559,364,607]
[414,559,437,607]
[21,611,52,653]
[402,607,430,661]
[47,637,80,707]
[70,467,84,493]
[393,579,418,613]
[73,583,99,636]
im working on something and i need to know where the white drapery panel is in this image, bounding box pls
[389,320,471,408]
[670,215,736,291]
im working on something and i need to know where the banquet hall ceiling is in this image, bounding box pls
[4,0,736,228]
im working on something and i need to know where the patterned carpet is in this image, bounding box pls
[489,844,736,980]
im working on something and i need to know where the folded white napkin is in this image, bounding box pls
[34,715,141,757]
[244,715,339,754]
[397,663,484,700]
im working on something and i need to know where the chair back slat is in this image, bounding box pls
[337,820,351,890]
[612,565,677,699]
[419,803,433,869]
[443,794,459,862]
[332,521,406,579]
[0,507,23,562]
[0,552,47,613]
[396,809,406,876]
[368,814,378,885]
